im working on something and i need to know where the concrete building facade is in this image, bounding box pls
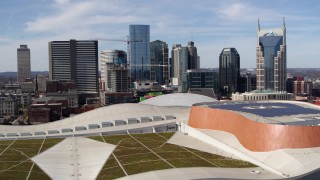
[36,74,47,93]
[232,90,294,101]
[109,67,129,93]
[49,40,99,94]
[0,95,18,116]
[17,45,31,84]
[172,44,188,86]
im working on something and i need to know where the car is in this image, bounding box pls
[250,170,261,174]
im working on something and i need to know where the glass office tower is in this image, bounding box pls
[256,18,286,91]
[219,48,240,96]
[150,40,169,85]
[100,50,127,91]
[129,25,150,82]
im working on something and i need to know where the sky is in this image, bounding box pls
[0,0,320,72]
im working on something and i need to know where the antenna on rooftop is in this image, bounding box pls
[191,31,194,42]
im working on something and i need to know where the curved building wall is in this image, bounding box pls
[188,106,320,152]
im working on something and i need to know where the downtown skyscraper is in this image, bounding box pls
[219,48,240,96]
[129,25,150,82]
[150,40,169,85]
[49,40,99,93]
[171,44,188,86]
[171,42,200,86]
[187,41,199,70]
[256,18,286,91]
[17,45,31,83]
[100,50,127,91]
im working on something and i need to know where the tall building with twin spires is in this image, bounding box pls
[256,18,286,91]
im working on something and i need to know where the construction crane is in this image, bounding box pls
[92,37,142,68]
[94,38,170,84]
[130,64,169,67]
[91,38,142,44]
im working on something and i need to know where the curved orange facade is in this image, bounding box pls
[188,106,320,152]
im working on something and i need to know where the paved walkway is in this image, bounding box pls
[117,167,281,180]
[32,137,115,179]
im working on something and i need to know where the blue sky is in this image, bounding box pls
[0,0,320,72]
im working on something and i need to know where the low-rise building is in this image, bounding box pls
[46,80,77,93]
[0,95,18,116]
[28,107,50,124]
[181,69,218,94]
[133,81,158,90]
[46,91,78,109]
[287,77,313,96]
[32,96,69,117]
[28,103,62,123]
[4,84,20,91]
[100,91,133,106]
[19,93,32,108]
[36,74,47,93]
[20,82,36,93]
[232,90,294,101]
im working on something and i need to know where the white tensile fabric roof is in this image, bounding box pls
[140,93,217,107]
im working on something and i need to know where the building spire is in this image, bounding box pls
[282,17,286,29]
[258,18,261,31]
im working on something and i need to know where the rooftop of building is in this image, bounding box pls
[0,93,318,179]
[197,100,320,125]
[236,90,292,95]
[32,96,67,103]
[140,93,217,107]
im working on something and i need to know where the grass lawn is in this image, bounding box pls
[0,132,256,179]
[0,137,62,179]
[95,132,256,179]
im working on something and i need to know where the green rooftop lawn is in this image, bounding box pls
[0,138,62,179]
[123,160,172,175]
[28,163,51,180]
[0,132,256,180]
[97,165,126,180]
[39,138,64,152]
[95,132,256,180]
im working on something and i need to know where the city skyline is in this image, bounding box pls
[0,0,320,72]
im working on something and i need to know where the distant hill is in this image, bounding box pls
[0,71,48,80]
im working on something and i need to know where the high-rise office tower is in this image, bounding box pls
[109,67,129,92]
[100,50,127,91]
[129,25,150,82]
[172,44,188,86]
[256,18,286,91]
[187,41,199,69]
[219,48,240,96]
[17,45,31,83]
[150,40,169,85]
[170,44,180,83]
[49,40,99,93]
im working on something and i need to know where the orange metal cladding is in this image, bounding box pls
[188,106,320,152]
